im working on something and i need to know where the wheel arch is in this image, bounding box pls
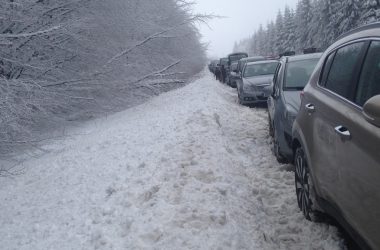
[292,123,323,200]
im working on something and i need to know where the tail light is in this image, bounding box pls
[300,91,305,99]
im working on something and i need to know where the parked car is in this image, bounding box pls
[227,62,239,88]
[228,52,248,63]
[237,60,279,106]
[292,23,380,250]
[226,52,248,84]
[267,53,322,163]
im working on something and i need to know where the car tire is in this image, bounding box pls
[273,128,287,163]
[268,114,274,137]
[294,147,323,222]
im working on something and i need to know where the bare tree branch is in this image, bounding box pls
[128,60,182,86]
[105,15,208,66]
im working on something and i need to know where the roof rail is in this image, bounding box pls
[279,51,295,57]
[335,22,380,41]
[303,48,320,54]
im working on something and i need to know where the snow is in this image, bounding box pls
[0,72,344,250]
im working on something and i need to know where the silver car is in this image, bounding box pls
[237,60,279,106]
[267,53,322,163]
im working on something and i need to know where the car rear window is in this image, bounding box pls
[284,58,319,90]
[243,62,278,78]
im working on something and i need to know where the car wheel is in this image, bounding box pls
[294,147,322,221]
[273,128,287,163]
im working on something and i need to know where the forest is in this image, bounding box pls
[0,0,206,159]
[234,0,380,56]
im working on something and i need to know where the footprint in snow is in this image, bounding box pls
[141,185,160,203]
[194,170,216,184]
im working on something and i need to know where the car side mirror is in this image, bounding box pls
[363,95,380,127]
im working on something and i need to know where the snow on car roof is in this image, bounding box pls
[286,53,322,62]
[245,59,278,66]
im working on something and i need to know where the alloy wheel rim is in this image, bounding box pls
[295,152,310,218]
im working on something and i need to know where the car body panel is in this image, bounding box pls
[238,75,273,104]
[283,91,302,111]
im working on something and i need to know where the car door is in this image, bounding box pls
[302,41,368,203]
[334,40,380,249]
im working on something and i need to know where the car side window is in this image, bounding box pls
[355,41,380,106]
[325,42,365,100]
[319,52,335,86]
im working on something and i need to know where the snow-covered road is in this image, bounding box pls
[1,73,344,250]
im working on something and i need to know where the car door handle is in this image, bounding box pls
[334,125,351,140]
[305,103,315,113]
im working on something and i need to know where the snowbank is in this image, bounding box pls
[0,72,343,249]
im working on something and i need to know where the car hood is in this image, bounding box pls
[242,75,273,86]
[283,91,302,112]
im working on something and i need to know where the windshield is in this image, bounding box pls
[229,54,248,63]
[284,59,319,90]
[220,59,228,66]
[243,62,278,78]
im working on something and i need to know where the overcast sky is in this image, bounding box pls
[193,0,299,58]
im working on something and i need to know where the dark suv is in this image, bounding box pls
[292,23,380,250]
[226,52,248,84]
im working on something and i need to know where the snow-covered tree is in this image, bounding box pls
[359,0,380,24]
[283,6,297,52]
[234,0,380,57]
[0,0,206,158]
[337,0,362,34]
[295,0,313,50]
[275,10,286,54]
[266,21,277,56]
